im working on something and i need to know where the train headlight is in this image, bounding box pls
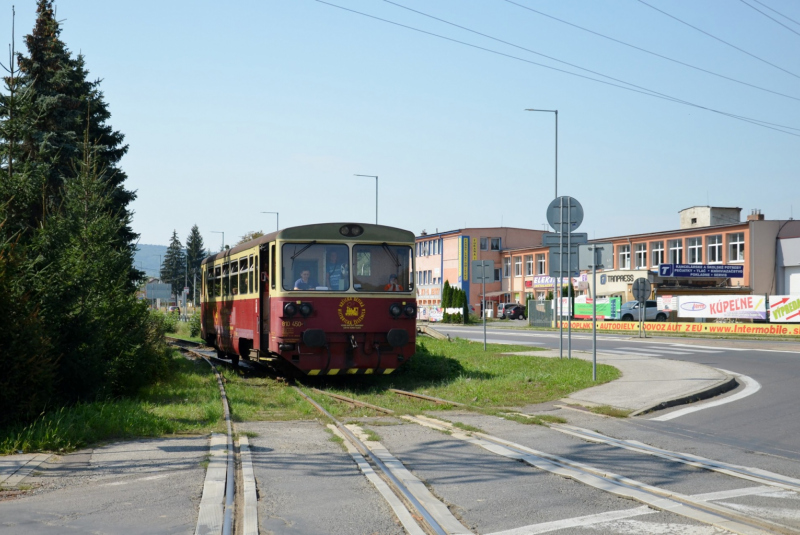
[339,224,364,237]
[283,302,298,317]
[389,303,402,318]
[299,302,313,317]
[403,304,416,317]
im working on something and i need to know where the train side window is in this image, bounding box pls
[205,267,212,298]
[230,261,239,295]
[270,245,276,290]
[239,258,248,295]
[248,255,255,294]
[214,266,222,297]
[222,263,230,296]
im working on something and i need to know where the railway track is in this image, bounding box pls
[310,388,800,535]
[168,338,800,534]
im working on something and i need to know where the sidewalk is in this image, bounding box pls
[513,349,735,416]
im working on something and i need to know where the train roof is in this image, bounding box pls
[201,222,415,265]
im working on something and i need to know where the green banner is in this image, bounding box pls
[574,297,620,319]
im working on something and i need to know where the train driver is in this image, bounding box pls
[384,274,403,292]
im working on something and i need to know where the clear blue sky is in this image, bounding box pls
[7,0,799,249]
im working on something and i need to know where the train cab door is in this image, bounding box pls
[259,243,272,351]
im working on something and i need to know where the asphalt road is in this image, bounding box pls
[432,323,800,463]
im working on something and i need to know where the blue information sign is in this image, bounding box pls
[658,264,744,278]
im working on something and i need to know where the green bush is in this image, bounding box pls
[152,310,179,334]
[189,310,201,337]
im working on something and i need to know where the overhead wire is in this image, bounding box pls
[635,0,800,80]
[749,0,800,27]
[502,0,800,102]
[312,0,800,137]
[738,0,800,38]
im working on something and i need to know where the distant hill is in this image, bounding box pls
[135,244,168,278]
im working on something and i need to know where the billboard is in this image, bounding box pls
[677,295,767,320]
[769,295,800,323]
[574,296,621,320]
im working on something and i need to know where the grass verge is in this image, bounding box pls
[589,405,632,418]
[302,337,619,418]
[0,353,225,454]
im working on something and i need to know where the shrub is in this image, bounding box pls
[189,310,201,337]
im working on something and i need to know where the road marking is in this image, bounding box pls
[650,368,761,421]
[486,506,656,534]
[668,343,747,351]
[600,349,671,357]
[407,415,782,535]
[487,486,789,534]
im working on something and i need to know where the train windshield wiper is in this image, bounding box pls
[381,242,401,270]
[291,241,317,261]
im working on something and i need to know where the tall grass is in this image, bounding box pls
[0,354,223,454]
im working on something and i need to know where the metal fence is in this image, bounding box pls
[528,300,553,327]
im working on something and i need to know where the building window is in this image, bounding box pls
[729,232,745,262]
[687,237,702,264]
[480,237,488,250]
[651,241,664,267]
[525,255,533,276]
[668,239,683,264]
[536,254,546,275]
[514,256,522,277]
[494,268,502,281]
[503,257,511,278]
[707,235,722,264]
[618,244,630,270]
[491,238,501,251]
[635,243,647,269]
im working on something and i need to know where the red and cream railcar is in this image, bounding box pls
[200,223,417,375]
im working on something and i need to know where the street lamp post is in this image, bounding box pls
[211,231,225,252]
[354,174,378,224]
[261,212,279,232]
[525,108,559,331]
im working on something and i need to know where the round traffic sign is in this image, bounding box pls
[546,196,584,233]
[632,277,651,303]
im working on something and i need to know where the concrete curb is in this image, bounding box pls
[628,374,738,417]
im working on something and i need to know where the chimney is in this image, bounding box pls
[747,209,764,222]
[420,230,427,236]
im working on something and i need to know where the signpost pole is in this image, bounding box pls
[483,277,487,351]
[558,197,564,359]
[592,245,597,381]
[567,197,572,359]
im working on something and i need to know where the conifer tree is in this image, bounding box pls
[12,0,138,283]
[185,225,206,301]
[161,231,186,295]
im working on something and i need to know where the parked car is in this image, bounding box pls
[619,300,667,321]
[499,303,526,320]
[167,305,181,314]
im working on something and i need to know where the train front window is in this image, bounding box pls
[352,244,413,292]
[281,243,350,291]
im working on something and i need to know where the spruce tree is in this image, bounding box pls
[161,231,186,295]
[185,225,206,302]
[13,0,138,283]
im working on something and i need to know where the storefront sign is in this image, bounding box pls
[659,264,744,278]
[677,295,766,320]
[769,295,800,323]
[530,274,587,289]
[556,320,800,336]
[657,295,677,312]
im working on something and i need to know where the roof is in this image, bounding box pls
[202,223,415,266]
